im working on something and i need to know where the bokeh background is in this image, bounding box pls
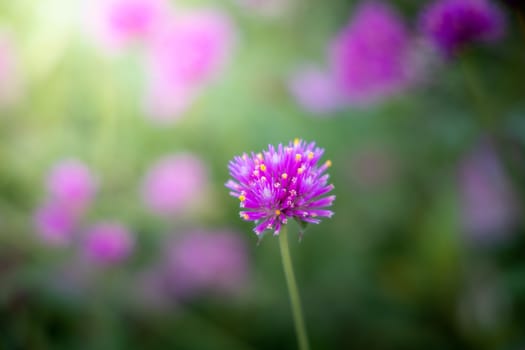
[1,0,525,349]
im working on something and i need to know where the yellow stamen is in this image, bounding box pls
[281,173,288,180]
[243,213,249,220]
[294,138,300,146]
[307,152,314,160]
[275,210,281,216]
[238,194,246,202]
[325,160,332,167]
[297,167,304,175]
[260,164,267,172]
[295,154,302,162]
[257,153,263,160]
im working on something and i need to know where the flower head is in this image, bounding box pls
[165,229,249,298]
[82,222,134,264]
[288,64,342,115]
[459,140,518,243]
[330,1,413,105]
[33,201,78,246]
[46,159,97,214]
[85,0,169,54]
[226,139,335,237]
[141,153,209,216]
[419,0,506,56]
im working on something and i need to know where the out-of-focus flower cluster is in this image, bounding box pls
[289,0,506,115]
[85,0,236,125]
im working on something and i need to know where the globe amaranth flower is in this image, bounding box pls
[143,8,236,123]
[85,0,169,54]
[164,229,249,298]
[141,153,209,217]
[419,0,506,56]
[330,1,414,105]
[82,222,134,264]
[34,201,78,246]
[459,140,518,244]
[226,139,335,237]
[46,159,97,214]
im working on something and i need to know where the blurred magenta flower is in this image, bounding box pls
[419,0,506,56]
[46,159,97,214]
[0,30,23,108]
[226,139,335,237]
[83,222,134,264]
[288,65,342,115]
[459,141,518,243]
[34,201,78,246]
[143,9,236,122]
[85,0,169,54]
[330,1,413,105]
[165,229,249,298]
[141,153,209,217]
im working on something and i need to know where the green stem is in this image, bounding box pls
[279,227,310,350]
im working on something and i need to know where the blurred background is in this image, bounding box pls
[1,0,525,349]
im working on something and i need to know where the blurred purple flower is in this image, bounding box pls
[83,222,134,264]
[330,2,413,105]
[0,30,23,108]
[459,141,518,243]
[85,0,169,54]
[141,153,209,217]
[419,0,506,56]
[143,9,236,122]
[165,229,249,298]
[46,159,97,214]
[226,139,335,237]
[34,201,78,246]
[288,65,342,115]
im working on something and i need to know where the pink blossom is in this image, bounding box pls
[46,159,97,214]
[85,0,169,54]
[143,9,236,122]
[165,229,249,298]
[330,1,414,105]
[83,222,134,264]
[141,153,209,216]
[459,141,518,243]
[34,201,78,246]
[288,65,342,115]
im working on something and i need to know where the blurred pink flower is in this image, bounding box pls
[459,141,518,243]
[165,229,249,298]
[141,153,209,216]
[288,65,342,115]
[83,222,134,264]
[46,159,97,214]
[330,1,414,105]
[143,9,236,122]
[34,201,78,246]
[85,0,169,54]
[0,30,23,108]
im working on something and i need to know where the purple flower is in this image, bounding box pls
[46,159,97,214]
[33,201,78,246]
[85,0,169,54]
[82,222,134,264]
[141,153,209,216]
[330,2,413,105]
[142,9,236,122]
[458,141,518,243]
[288,65,342,115]
[165,229,249,298]
[226,139,335,237]
[419,0,506,56]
